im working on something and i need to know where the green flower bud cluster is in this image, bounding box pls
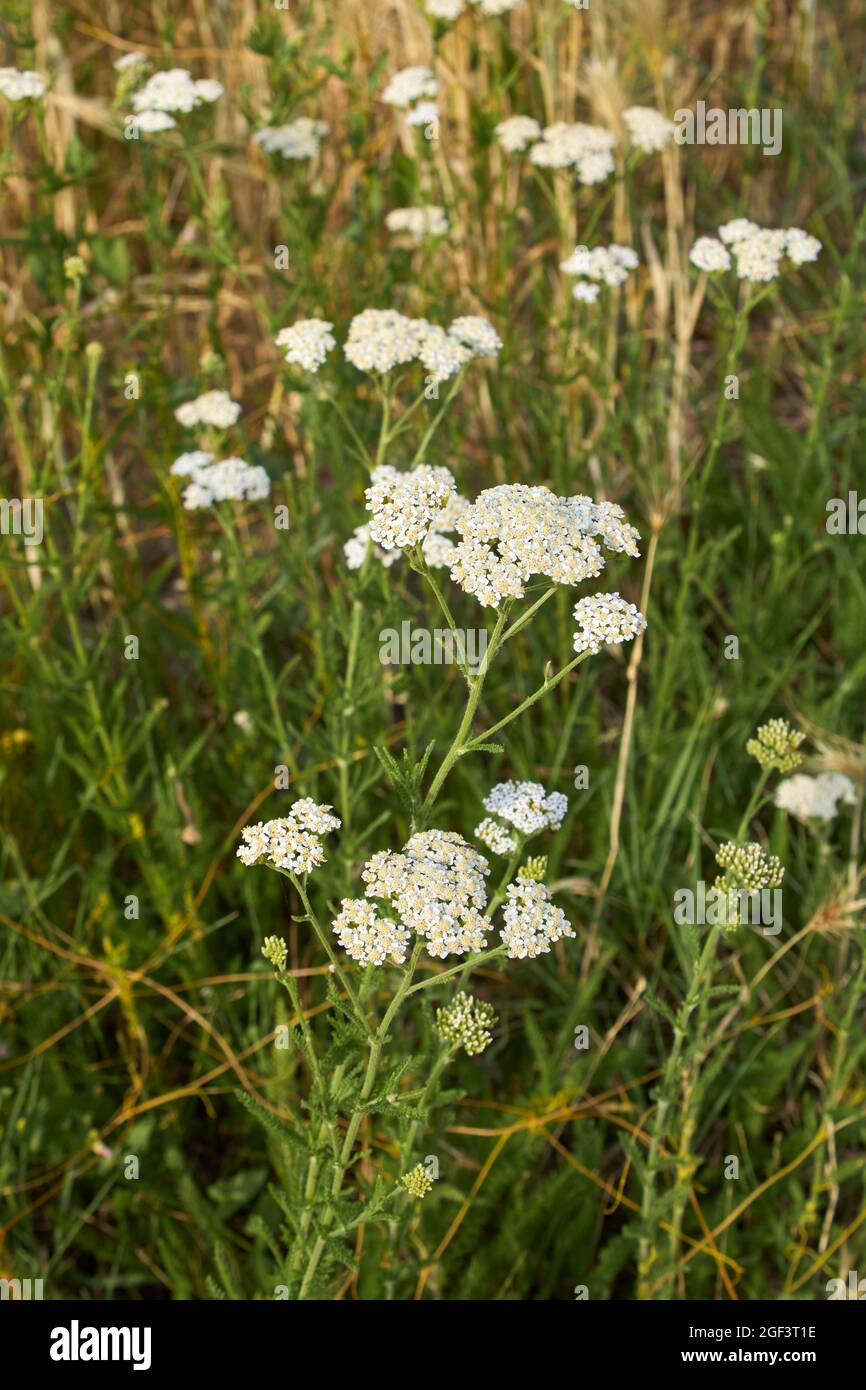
[746,718,805,773]
[261,935,288,972]
[518,855,548,883]
[400,1163,435,1199]
[435,991,497,1056]
[715,841,784,891]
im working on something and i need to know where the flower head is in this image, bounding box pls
[175,389,241,429]
[475,818,518,856]
[170,450,214,477]
[131,68,221,115]
[715,841,784,891]
[365,463,457,551]
[381,67,438,108]
[622,105,674,153]
[500,879,574,959]
[495,115,541,153]
[746,718,805,774]
[343,309,422,374]
[572,592,647,654]
[180,457,270,508]
[332,899,410,966]
[237,799,341,875]
[448,315,503,357]
[360,830,491,961]
[401,1163,435,1199]
[0,67,46,102]
[529,122,616,184]
[135,110,176,132]
[436,992,497,1055]
[385,206,449,240]
[785,227,822,265]
[261,936,288,972]
[482,781,568,835]
[689,237,731,273]
[274,319,336,373]
[252,118,329,159]
[774,773,857,823]
[450,484,612,609]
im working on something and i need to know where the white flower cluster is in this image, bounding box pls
[572,592,647,654]
[622,105,674,153]
[130,68,222,130]
[449,483,641,609]
[567,495,642,557]
[332,899,411,966]
[426,0,521,20]
[238,800,341,875]
[175,456,270,510]
[381,66,438,110]
[274,319,336,373]
[343,308,500,377]
[689,221,822,281]
[365,463,457,551]
[449,315,503,356]
[528,122,616,185]
[345,486,468,572]
[0,67,46,101]
[175,389,242,429]
[483,781,568,835]
[774,773,857,824]
[252,118,329,160]
[386,206,449,240]
[560,243,639,303]
[352,830,491,961]
[495,115,542,153]
[475,818,518,856]
[343,522,401,571]
[500,878,574,959]
[170,450,214,476]
[689,237,732,273]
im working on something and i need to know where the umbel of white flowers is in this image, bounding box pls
[238,807,575,965]
[347,467,646,634]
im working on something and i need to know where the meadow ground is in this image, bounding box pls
[1,0,865,1302]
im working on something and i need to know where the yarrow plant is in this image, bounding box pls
[236,314,646,1290]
